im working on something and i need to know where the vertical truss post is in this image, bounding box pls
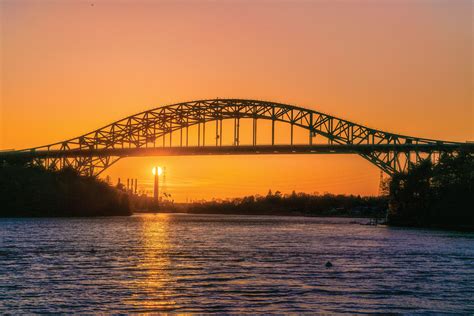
[180,125,183,147]
[328,118,333,145]
[186,116,189,147]
[219,118,223,146]
[291,124,294,146]
[215,119,219,146]
[203,120,206,147]
[290,110,294,146]
[407,151,413,172]
[253,117,257,146]
[271,107,275,146]
[233,117,237,146]
[198,122,201,147]
[233,117,240,146]
[404,152,410,172]
[145,130,148,149]
[110,126,115,149]
[153,123,156,148]
[137,127,140,148]
[237,118,240,146]
[393,151,400,170]
[169,127,172,147]
[349,125,353,144]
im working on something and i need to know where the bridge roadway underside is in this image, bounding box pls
[1,143,468,160]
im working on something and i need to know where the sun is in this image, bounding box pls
[152,166,163,176]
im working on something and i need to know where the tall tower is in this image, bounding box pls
[153,166,159,206]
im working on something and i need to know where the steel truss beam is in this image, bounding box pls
[1,99,471,176]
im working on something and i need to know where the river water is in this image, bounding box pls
[0,214,472,313]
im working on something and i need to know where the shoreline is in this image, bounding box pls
[133,210,382,219]
[2,212,472,232]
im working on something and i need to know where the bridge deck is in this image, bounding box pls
[1,143,471,159]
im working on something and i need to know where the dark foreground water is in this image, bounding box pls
[0,214,473,313]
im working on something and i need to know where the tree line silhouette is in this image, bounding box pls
[1,152,471,227]
[387,151,473,229]
[187,190,387,217]
[0,165,131,217]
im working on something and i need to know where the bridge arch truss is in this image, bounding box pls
[3,99,468,176]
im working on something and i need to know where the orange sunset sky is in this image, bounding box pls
[1,0,473,201]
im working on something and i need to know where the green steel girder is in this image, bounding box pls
[1,99,470,177]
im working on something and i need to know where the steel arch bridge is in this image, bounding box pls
[0,99,471,177]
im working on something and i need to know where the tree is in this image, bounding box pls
[388,152,474,229]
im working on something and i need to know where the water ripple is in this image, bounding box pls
[0,214,473,313]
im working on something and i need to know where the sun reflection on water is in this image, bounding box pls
[122,214,178,311]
